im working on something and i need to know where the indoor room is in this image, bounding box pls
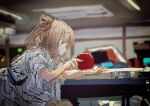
[0,0,150,106]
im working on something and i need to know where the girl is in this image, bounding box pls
[0,14,104,106]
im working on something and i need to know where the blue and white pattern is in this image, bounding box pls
[0,47,63,106]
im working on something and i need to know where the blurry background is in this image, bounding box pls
[0,1,150,106]
[0,0,150,68]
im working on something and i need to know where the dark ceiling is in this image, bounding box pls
[0,0,150,34]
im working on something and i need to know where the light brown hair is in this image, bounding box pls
[25,14,75,57]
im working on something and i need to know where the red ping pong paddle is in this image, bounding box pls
[76,53,94,70]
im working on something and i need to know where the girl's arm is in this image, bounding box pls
[39,65,69,82]
[63,69,95,79]
[63,67,107,79]
[39,58,82,82]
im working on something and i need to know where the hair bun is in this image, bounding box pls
[40,14,54,24]
[39,14,54,31]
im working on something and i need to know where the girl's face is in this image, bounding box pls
[58,40,67,57]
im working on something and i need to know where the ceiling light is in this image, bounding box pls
[33,5,113,20]
[127,0,140,11]
[0,10,22,20]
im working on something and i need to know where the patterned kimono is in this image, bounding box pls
[0,47,64,106]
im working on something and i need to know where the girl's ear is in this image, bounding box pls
[59,39,62,44]
[35,36,41,46]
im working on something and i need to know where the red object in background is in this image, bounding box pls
[127,58,141,68]
[107,49,117,63]
[76,53,94,70]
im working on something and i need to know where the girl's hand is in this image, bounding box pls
[63,58,83,70]
[94,66,107,75]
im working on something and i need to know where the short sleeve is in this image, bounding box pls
[27,51,47,74]
[25,49,61,101]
